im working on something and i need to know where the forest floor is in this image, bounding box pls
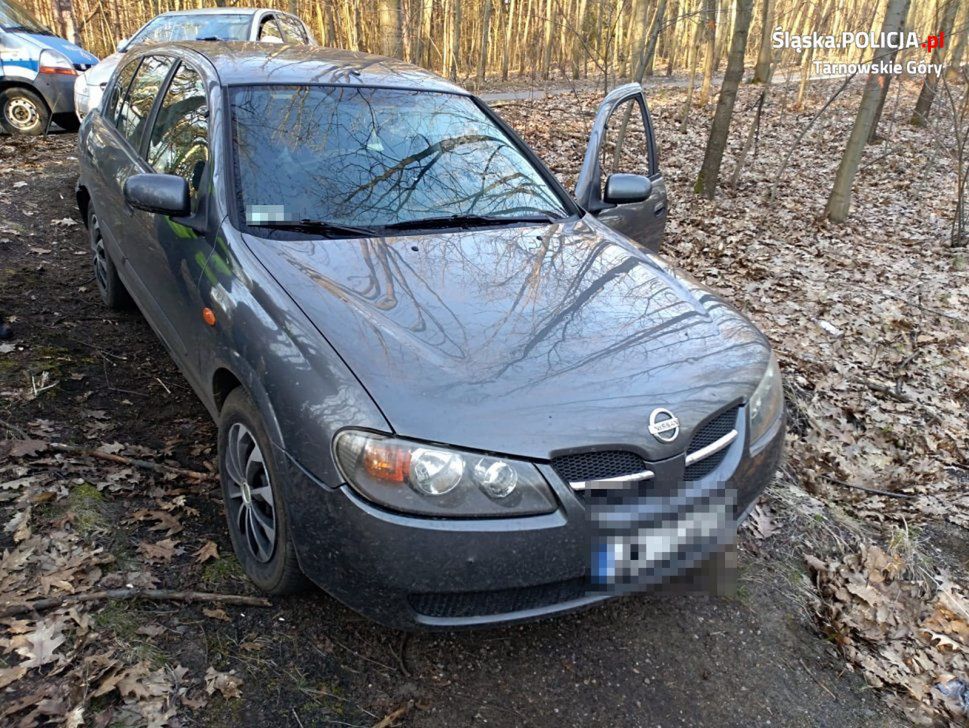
[0,76,967,727]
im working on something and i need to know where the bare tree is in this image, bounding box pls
[911,0,961,126]
[751,0,773,82]
[698,0,718,104]
[825,0,911,222]
[477,0,493,82]
[694,0,754,198]
[379,0,404,57]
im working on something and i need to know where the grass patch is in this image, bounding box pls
[94,602,166,667]
[65,482,107,538]
[201,556,246,589]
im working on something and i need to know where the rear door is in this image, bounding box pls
[574,83,668,252]
[92,54,187,351]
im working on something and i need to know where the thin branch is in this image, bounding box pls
[0,589,271,618]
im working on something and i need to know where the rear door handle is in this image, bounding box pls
[653,203,666,217]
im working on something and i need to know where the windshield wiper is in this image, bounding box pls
[4,25,52,35]
[251,219,377,239]
[381,213,557,231]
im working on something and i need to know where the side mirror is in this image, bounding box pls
[123,174,189,216]
[603,173,652,204]
[117,37,130,53]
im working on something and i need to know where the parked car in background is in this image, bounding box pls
[0,0,97,134]
[76,42,784,629]
[73,7,313,120]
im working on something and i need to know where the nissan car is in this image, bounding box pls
[76,42,785,629]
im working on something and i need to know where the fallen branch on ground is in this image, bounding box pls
[48,442,217,482]
[822,475,916,500]
[0,588,270,618]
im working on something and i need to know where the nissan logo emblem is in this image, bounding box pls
[648,408,680,443]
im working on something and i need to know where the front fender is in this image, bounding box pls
[199,228,390,489]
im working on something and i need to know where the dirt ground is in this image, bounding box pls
[1,74,966,727]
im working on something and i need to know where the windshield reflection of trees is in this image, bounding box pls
[231,85,567,227]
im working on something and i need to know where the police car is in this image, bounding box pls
[0,0,97,135]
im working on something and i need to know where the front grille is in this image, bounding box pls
[683,406,739,481]
[409,578,588,618]
[551,450,647,484]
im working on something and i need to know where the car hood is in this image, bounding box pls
[20,32,98,66]
[82,52,122,85]
[242,217,771,460]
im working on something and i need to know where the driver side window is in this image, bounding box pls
[599,96,652,194]
[147,63,209,213]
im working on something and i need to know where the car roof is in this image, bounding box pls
[158,8,263,16]
[170,41,468,94]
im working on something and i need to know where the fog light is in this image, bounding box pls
[410,448,464,495]
[474,458,518,498]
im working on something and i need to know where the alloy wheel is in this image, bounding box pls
[225,422,277,563]
[91,215,108,292]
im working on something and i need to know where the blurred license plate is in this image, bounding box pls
[592,501,731,586]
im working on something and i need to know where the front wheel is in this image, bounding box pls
[218,388,307,595]
[0,88,50,136]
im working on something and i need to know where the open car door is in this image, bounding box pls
[574,83,668,252]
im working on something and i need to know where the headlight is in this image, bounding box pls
[38,50,76,76]
[333,431,557,517]
[748,353,783,445]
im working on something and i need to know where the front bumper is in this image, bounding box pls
[73,76,103,121]
[283,409,784,630]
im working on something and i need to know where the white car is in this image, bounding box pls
[74,7,314,120]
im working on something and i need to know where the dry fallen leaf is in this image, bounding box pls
[193,541,219,564]
[205,667,243,700]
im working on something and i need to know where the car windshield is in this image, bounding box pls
[229,85,571,232]
[131,13,251,44]
[0,0,51,33]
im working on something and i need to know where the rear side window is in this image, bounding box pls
[105,60,140,124]
[276,15,307,43]
[116,55,174,148]
[147,64,209,210]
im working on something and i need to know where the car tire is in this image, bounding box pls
[53,112,81,132]
[0,88,50,136]
[88,206,132,310]
[218,387,308,595]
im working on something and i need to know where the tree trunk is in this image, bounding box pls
[501,0,515,79]
[911,0,960,126]
[751,0,772,82]
[663,0,679,75]
[698,0,717,104]
[379,0,404,57]
[572,0,589,78]
[635,0,668,80]
[541,0,555,78]
[679,3,702,130]
[477,0,492,82]
[694,0,754,198]
[450,0,462,80]
[825,0,911,222]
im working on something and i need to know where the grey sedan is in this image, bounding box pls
[76,42,784,629]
